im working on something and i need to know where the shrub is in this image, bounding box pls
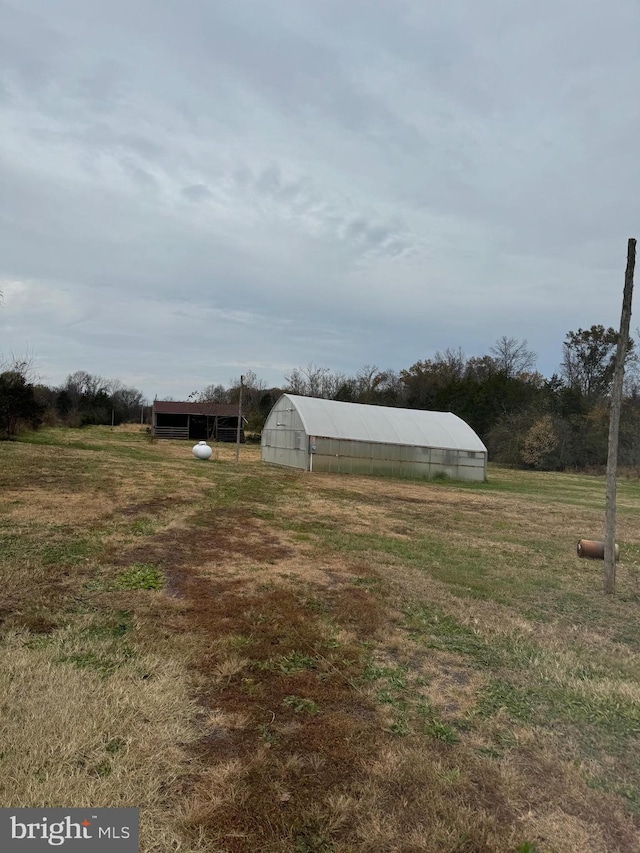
[0,369,45,439]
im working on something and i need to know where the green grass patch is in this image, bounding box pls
[276,519,568,605]
[0,530,99,567]
[359,657,468,741]
[79,612,132,640]
[17,431,105,452]
[421,718,460,744]
[206,471,295,510]
[361,661,409,690]
[256,651,319,674]
[402,604,502,669]
[282,695,321,716]
[351,576,382,591]
[586,775,640,815]
[42,537,97,566]
[54,648,134,678]
[17,428,165,463]
[475,679,537,722]
[113,563,164,590]
[275,652,318,673]
[476,678,640,742]
[129,517,157,537]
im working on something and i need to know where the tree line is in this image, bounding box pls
[2,326,639,471]
[0,365,146,440]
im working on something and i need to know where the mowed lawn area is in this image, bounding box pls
[2,426,640,853]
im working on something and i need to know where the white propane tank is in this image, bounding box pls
[192,440,212,460]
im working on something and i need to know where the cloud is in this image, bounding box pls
[1,0,639,397]
[181,184,213,202]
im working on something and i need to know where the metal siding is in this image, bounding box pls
[308,439,486,480]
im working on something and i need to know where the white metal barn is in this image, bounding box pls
[261,394,487,481]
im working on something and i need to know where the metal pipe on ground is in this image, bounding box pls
[577,539,620,560]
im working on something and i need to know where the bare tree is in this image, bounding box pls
[196,384,229,403]
[111,384,145,421]
[305,364,332,398]
[350,365,380,400]
[284,367,306,395]
[376,369,403,404]
[284,363,333,398]
[227,370,266,406]
[64,370,110,401]
[433,347,467,379]
[490,337,537,378]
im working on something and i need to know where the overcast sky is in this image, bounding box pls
[1,0,639,400]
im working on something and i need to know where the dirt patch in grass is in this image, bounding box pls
[0,557,91,635]
[162,568,388,852]
[275,557,367,590]
[120,495,192,518]
[114,509,294,571]
[104,495,396,848]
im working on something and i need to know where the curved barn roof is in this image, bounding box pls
[282,395,487,452]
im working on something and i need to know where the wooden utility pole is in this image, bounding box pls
[235,375,244,463]
[604,238,636,593]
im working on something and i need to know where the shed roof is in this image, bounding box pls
[281,395,487,452]
[153,401,240,417]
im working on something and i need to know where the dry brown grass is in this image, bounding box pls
[0,632,198,851]
[2,426,640,851]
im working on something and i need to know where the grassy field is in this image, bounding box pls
[1,425,640,852]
